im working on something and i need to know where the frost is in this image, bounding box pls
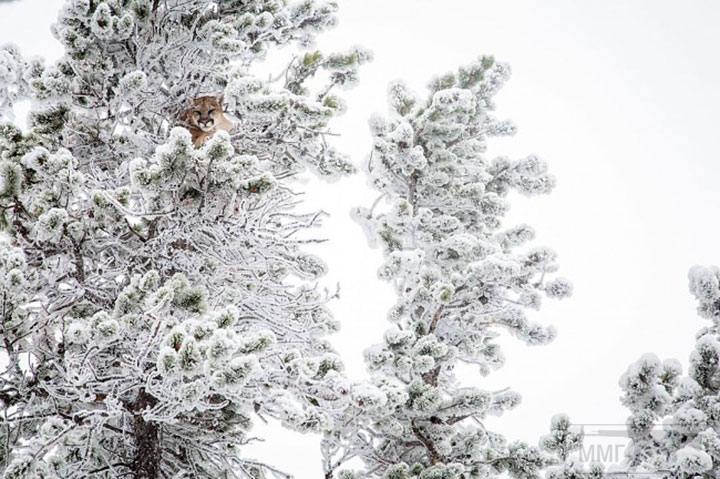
[0,0,366,477]
[689,265,720,302]
[617,265,720,476]
[351,383,387,411]
[118,70,147,95]
[0,45,26,119]
[544,278,573,299]
[328,56,570,478]
[0,160,22,197]
[33,207,69,243]
[675,446,712,474]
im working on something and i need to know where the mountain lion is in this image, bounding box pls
[181,95,234,147]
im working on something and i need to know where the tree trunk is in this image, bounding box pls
[131,389,161,479]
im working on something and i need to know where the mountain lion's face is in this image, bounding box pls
[186,96,223,132]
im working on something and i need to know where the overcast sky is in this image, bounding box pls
[3,0,720,475]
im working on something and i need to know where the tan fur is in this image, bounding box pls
[181,96,234,147]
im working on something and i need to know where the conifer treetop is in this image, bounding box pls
[323,56,571,479]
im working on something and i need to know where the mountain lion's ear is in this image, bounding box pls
[217,94,225,106]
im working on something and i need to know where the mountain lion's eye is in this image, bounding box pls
[208,109,216,115]
[193,111,201,118]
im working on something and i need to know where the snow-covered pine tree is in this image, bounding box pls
[321,57,572,478]
[617,265,720,478]
[0,1,368,477]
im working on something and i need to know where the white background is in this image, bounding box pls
[3,0,720,475]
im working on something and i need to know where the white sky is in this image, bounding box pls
[3,0,720,475]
